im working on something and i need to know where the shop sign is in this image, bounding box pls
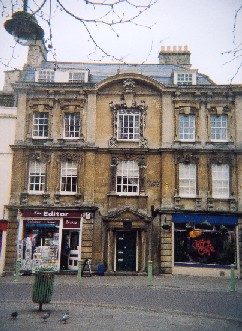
[24,220,59,227]
[21,210,83,218]
[0,221,8,231]
[63,219,80,228]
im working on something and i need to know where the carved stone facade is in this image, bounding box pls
[2,44,242,278]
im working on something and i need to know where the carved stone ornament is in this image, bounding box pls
[28,151,51,162]
[123,79,136,93]
[209,154,232,165]
[176,153,198,164]
[59,152,81,162]
[109,95,148,148]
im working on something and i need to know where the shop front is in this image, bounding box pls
[172,214,238,277]
[17,210,84,273]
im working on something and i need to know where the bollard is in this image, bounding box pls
[77,260,82,282]
[147,260,153,286]
[230,264,235,292]
[14,259,21,282]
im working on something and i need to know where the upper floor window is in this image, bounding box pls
[177,73,193,85]
[117,110,140,141]
[69,72,85,82]
[32,112,49,138]
[210,114,228,141]
[178,114,195,141]
[174,71,196,85]
[63,113,80,138]
[116,160,139,195]
[109,96,147,148]
[212,164,229,199]
[28,161,46,192]
[179,163,196,197]
[60,161,77,193]
[37,70,55,82]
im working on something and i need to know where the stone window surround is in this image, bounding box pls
[175,153,199,198]
[207,154,234,200]
[207,105,233,142]
[109,95,148,148]
[110,154,146,195]
[27,100,85,141]
[174,106,199,142]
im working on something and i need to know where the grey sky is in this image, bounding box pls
[0,0,241,89]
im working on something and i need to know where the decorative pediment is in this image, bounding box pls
[105,207,150,222]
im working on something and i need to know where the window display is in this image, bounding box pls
[18,220,59,272]
[174,222,235,266]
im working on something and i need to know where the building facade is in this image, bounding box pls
[3,42,242,277]
[0,93,17,275]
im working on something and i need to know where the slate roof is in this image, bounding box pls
[22,61,214,85]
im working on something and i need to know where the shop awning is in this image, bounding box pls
[172,214,238,225]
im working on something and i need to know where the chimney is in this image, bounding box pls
[159,45,191,66]
[27,39,47,67]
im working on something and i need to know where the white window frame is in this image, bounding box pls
[68,72,86,82]
[117,110,140,141]
[63,113,80,139]
[60,161,77,194]
[36,70,55,82]
[32,112,49,138]
[212,164,229,199]
[179,163,196,197]
[28,161,46,193]
[116,160,139,195]
[178,114,195,141]
[174,71,196,85]
[210,114,228,142]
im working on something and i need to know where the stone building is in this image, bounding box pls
[3,42,242,278]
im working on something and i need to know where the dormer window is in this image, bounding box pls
[174,71,196,85]
[37,70,55,82]
[69,72,85,82]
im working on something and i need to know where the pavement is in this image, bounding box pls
[0,273,242,331]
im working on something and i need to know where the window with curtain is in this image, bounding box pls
[179,163,196,197]
[212,164,229,198]
[116,160,139,194]
[61,161,77,193]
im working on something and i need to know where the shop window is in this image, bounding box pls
[116,160,139,195]
[211,164,229,199]
[60,161,77,193]
[32,112,49,138]
[63,113,80,138]
[174,222,235,266]
[210,114,228,141]
[28,161,46,193]
[179,163,196,197]
[19,220,59,272]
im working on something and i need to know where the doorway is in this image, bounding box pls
[61,230,79,270]
[116,231,136,271]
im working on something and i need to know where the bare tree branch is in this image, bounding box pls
[0,0,157,69]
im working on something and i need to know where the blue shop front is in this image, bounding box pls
[172,213,239,277]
